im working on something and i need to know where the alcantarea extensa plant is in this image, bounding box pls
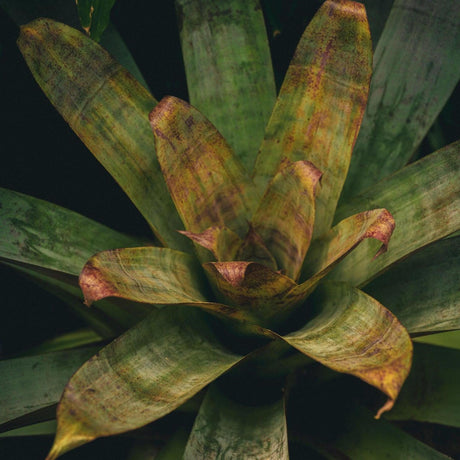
[1,0,459,458]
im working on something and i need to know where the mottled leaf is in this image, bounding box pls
[366,237,460,334]
[332,141,460,286]
[253,0,372,237]
[0,347,99,427]
[386,344,460,428]
[283,281,412,418]
[79,246,246,321]
[76,0,116,42]
[18,19,187,250]
[176,0,276,170]
[184,385,288,459]
[149,96,258,238]
[251,159,322,280]
[46,307,243,459]
[342,0,460,198]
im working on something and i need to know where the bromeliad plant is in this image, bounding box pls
[1,0,460,458]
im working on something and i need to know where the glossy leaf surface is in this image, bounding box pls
[342,0,460,198]
[333,141,460,286]
[366,237,460,334]
[284,282,412,417]
[386,344,460,428]
[46,307,243,459]
[76,0,116,41]
[0,347,99,427]
[177,0,276,170]
[184,385,288,459]
[149,96,257,239]
[251,159,321,280]
[253,0,372,237]
[18,19,187,250]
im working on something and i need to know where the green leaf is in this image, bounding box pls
[342,0,460,198]
[46,307,243,459]
[0,347,99,428]
[0,188,139,276]
[414,330,460,350]
[365,237,460,334]
[386,344,460,428]
[0,420,57,438]
[363,0,394,49]
[184,385,288,459]
[76,0,116,42]
[253,0,372,237]
[251,159,322,280]
[149,96,258,240]
[79,246,246,321]
[283,281,412,418]
[176,0,276,171]
[18,19,188,251]
[154,429,188,460]
[332,141,460,286]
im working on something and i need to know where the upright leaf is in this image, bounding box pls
[283,281,412,418]
[332,141,460,286]
[46,307,243,459]
[184,385,288,459]
[0,347,99,428]
[176,0,276,170]
[149,96,258,238]
[76,0,116,42]
[253,0,372,237]
[342,0,460,198]
[18,19,188,250]
[386,344,460,428]
[365,237,460,334]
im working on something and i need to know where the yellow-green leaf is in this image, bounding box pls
[149,96,258,238]
[17,19,188,250]
[176,0,276,170]
[184,385,288,459]
[283,281,412,418]
[251,159,322,280]
[253,0,372,237]
[46,307,243,459]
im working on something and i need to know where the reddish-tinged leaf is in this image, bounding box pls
[253,0,372,237]
[251,159,322,280]
[283,282,412,418]
[149,96,258,239]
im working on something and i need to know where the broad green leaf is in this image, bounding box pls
[0,188,140,276]
[184,385,288,459]
[332,141,460,286]
[283,281,412,418]
[0,347,99,427]
[414,330,460,350]
[342,0,460,198]
[386,344,460,428]
[0,420,57,438]
[253,0,372,237]
[46,307,243,459]
[18,19,188,251]
[149,96,258,239]
[203,261,296,327]
[76,0,116,42]
[365,237,460,334]
[79,246,246,321]
[176,0,276,171]
[251,159,322,280]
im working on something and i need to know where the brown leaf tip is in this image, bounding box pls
[79,262,116,306]
[364,209,395,258]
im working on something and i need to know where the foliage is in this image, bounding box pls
[0,0,459,458]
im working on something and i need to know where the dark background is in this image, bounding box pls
[0,0,459,458]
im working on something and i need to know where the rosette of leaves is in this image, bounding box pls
[1,0,459,458]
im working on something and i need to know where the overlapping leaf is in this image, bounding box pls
[253,0,372,237]
[76,0,116,42]
[18,19,187,250]
[45,307,243,459]
[342,0,460,198]
[184,385,288,459]
[176,0,276,170]
[332,141,460,286]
